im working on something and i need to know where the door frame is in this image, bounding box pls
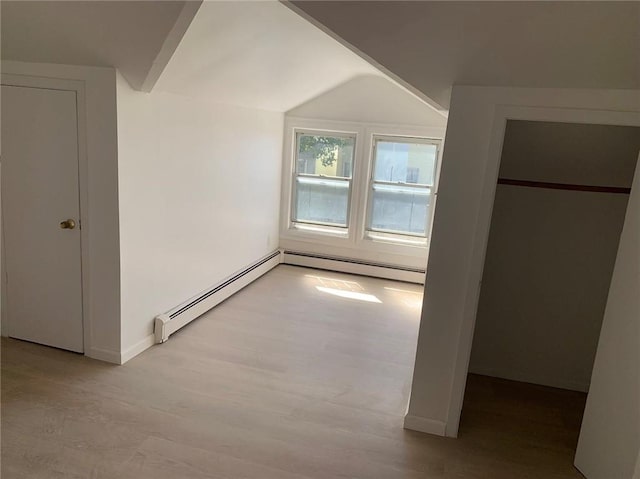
[1,73,92,353]
[404,86,640,439]
[448,105,640,435]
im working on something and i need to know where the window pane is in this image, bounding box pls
[296,134,354,178]
[369,184,431,236]
[294,177,349,227]
[374,141,437,185]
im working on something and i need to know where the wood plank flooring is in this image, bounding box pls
[1,265,586,478]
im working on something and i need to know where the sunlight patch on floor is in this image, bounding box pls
[384,286,423,310]
[305,274,383,303]
[315,286,382,303]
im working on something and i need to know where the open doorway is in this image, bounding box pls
[459,120,640,471]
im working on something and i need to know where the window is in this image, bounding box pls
[366,137,438,238]
[291,132,355,229]
[282,121,443,254]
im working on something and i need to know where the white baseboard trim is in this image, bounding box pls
[468,366,590,393]
[282,251,425,284]
[403,414,447,436]
[154,250,283,344]
[85,346,121,365]
[87,251,282,365]
[120,334,155,365]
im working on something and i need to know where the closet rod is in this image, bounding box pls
[497,178,631,195]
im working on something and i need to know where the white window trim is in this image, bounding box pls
[362,134,442,245]
[280,117,446,262]
[290,129,357,232]
[280,119,364,247]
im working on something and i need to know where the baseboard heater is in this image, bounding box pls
[154,250,282,343]
[282,250,426,284]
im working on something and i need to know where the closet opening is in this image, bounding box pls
[460,120,640,470]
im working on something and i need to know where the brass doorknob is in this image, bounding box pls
[60,219,76,230]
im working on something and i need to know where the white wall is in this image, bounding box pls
[116,72,283,359]
[469,121,639,392]
[280,76,447,269]
[289,75,446,127]
[1,61,121,361]
[575,154,640,479]
[470,186,627,390]
[403,86,640,438]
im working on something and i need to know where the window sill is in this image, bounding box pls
[290,222,349,239]
[365,231,428,248]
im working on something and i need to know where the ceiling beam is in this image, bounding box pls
[140,0,202,93]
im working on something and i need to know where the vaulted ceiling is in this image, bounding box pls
[1,1,391,113]
[289,1,640,109]
[1,1,201,91]
[153,1,382,112]
[2,1,638,113]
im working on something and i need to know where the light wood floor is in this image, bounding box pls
[2,265,586,478]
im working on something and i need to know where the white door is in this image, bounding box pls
[574,152,640,479]
[1,84,84,352]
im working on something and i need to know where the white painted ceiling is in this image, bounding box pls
[154,1,383,112]
[16,0,620,116]
[1,0,197,90]
[290,1,640,110]
[2,1,637,113]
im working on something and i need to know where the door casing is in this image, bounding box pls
[403,86,640,441]
[447,104,640,437]
[1,74,92,352]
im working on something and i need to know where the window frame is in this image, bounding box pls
[364,135,441,241]
[280,118,446,261]
[290,129,358,232]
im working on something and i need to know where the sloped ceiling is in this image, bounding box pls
[1,1,432,115]
[289,1,640,110]
[1,0,201,90]
[154,1,384,112]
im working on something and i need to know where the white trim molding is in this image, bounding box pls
[1,63,121,362]
[280,116,446,270]
[85,346,121,365]
[404,86,640,439]
[2,61,121,362]
[403,414,447,436]
[154,250,283,345]
[282,250,425,284]
[120,334,156,364]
